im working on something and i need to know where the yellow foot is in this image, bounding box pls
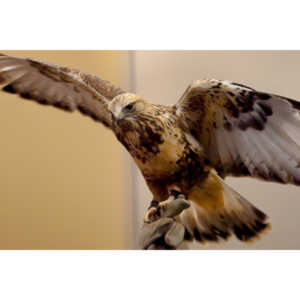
[144,194,190,223]
[144,206,160,223]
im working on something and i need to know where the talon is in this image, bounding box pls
[144,193,190,223]
[144,206,160,223]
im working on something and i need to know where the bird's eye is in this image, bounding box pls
[124,103,135,112]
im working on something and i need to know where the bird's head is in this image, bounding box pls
[108,93,150,128]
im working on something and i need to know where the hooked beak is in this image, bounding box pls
[111,113,123,125]
[112,113,119,124]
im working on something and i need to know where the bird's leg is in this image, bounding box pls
[144,190,190,223]
[144,200,161,223]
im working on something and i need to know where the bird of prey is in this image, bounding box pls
[1,53,300,246]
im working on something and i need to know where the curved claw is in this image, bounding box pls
[144,196,190,223]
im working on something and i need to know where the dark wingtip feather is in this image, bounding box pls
[279,96,300,111]
[3,84,17,94]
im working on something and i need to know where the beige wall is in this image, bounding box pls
[0,51,132,249]
[133,51,300,249]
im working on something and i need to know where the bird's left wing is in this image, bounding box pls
[175,79,300,184]
[0,54,126,128]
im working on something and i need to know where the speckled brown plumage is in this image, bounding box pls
[1,54,300,245]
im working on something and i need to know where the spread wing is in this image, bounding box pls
[176,79,300,185]
[0,54,126,128]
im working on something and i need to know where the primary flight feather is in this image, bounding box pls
[1,53,300,244]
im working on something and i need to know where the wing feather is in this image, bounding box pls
[176,79,300,185]
[0,54,127,128]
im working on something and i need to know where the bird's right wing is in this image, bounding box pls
[0,54,126,128]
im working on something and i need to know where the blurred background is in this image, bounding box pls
[0,51,133,249]
[1,51,300,249]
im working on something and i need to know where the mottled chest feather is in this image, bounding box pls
[112,100,206,188]
[136,126,189,179]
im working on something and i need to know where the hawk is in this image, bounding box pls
[1,53,300,246]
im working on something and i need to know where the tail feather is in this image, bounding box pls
[178,172,270,244]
